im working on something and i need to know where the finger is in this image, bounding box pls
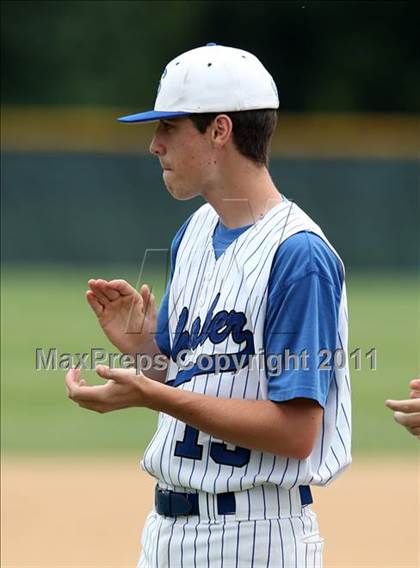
[148,291,157,316]
[86,291,104,316]
[385,398,420,413]
[410,390,420,399]
[393,411,420,429]
[94,279,120,301]
[409,378,420,391]
[108,279,138,297]
[96,364,137,383]
[65,367,82,396]
[140,283,150,297]
[73,384,107,403]
[141,285,157,318]
[140,284,152,307]
[88,280,110,305]
[407,425,420,436]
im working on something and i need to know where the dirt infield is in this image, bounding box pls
[2,455,418,568]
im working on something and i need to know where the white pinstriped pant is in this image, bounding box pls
[137,487,323,568]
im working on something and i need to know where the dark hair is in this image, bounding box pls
[189,109,278,167]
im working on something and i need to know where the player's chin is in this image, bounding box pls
[163,177,198,201]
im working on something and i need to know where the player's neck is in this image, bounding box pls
[202,158,282,229]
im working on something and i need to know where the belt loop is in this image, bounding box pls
[299,485,313,506]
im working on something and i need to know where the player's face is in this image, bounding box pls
[149,118,216,200]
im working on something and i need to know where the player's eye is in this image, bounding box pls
[161,120,174,130]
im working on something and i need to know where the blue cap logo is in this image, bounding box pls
[157,67,168,96]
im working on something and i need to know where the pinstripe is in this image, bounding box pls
[337,333,351,392]
[251,520,257,566]
[145,514,154,566]
[160,414,179,486]
[279,457,290,486]
[318,414,325,469]
[324,457,334,482]
[182,377,199,489]
[198,346,219,493]
[206,521,211,568]
[331,445,341,468]
[266,519,272,567]
[289,517,298,568]
[266,455,277,483]
[180,517,188,568]
[277,519,285,567]
[235,521,241,568]
[142,416,165,476]
[220,521,225,568]
[255,379,261,400]
[154,515,163,568]
[252,453,265,487]
[276,485,281,518]
[308,511,314,533]
[290,460,301,489]
[340,402,351,430]
[223,361,238,493]
[211,365,225,493]
[167,518,177,568]
[335,425,348,457]
[247,489,251,520]
[262,484,267,519]
[193,517,199,568]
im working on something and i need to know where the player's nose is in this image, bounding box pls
[149,135,165,157]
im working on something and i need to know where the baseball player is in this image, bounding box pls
[386,378,420,439]
[66,44,352,567]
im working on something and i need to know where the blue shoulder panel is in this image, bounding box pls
[264,231,343,408]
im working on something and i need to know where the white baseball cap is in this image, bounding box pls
[118,43,279,123]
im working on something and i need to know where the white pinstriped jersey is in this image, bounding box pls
[141,200,351,493]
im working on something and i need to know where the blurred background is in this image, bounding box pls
[1,1,419,567]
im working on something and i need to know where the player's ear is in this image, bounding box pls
[211,114,233,147]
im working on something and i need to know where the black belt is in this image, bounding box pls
[155,485,313,518]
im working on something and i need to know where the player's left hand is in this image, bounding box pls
[65,365,148,413]
[385,380,420,439]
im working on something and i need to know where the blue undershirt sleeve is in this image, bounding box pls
[264,232,344,408]
[155,216,193,357]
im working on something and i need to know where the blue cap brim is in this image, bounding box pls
[118,110,190,123]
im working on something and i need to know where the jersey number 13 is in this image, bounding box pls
[175,424,251,467]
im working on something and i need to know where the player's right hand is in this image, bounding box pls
[86,279,157,355]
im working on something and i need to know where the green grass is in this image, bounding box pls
[346,272,419,453]
[1,265,419,455]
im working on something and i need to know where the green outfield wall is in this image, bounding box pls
[2,153,418,268]
[2,109,419,269]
